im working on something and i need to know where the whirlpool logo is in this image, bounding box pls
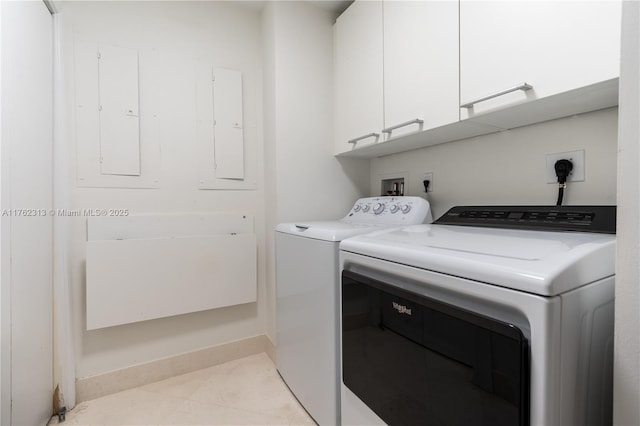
[392,301,412,316]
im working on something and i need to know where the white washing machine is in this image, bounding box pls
[276,196,433,425]
[339,205,616,426]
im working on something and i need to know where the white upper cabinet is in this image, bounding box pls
[334,0,383,154]
[334,0,621,158]
[334,0,461,154]
[460,0,621,119]
[383,1,459,139]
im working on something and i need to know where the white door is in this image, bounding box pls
[333,0,383,154]
[1,1,54,425]
[460,0,621,117]
[383,1,459,139]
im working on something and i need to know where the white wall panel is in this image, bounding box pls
[0,1,53,424]
[86,213,256,330]
[614,2,640,423]
[98,44,141,176]
[74,38,159,188]
[88,213,253,241]
[86,233,257,330]
[213,67,244,179]
[197,61,257,190]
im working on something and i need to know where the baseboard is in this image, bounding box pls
[76,334,270,403]
[264,333,276,364]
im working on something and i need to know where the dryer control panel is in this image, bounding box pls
[435,205,616,234]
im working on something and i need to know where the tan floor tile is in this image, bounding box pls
[138,367,214,401]
[53,353,316,426]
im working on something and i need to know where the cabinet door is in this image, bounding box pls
[334,0,383,154]
[384,1,460,139]
[460,0,621,118]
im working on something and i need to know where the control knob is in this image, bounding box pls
[362,204,371,212]
[401,204,412,214]
[373,203,385,215]
[389,204,400,214]
[353,204,361,212]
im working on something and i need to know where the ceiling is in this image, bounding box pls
[231,0,352,18]
[53,0,354,22]
[308,0,352,14]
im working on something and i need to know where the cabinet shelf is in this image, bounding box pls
[336,78,618,159]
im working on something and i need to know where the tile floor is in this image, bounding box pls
[49,353,317,425]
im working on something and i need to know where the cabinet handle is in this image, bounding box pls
[381,118,424,134]
[460,83,533,109]
[348,132,380,144]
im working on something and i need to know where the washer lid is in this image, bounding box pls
[276,221,388,242]
[340,224,616,296]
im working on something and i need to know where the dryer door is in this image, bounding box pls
[341,270,530,426]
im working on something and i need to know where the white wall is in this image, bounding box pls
[1,6,4,423]
[371,108,618,219]
[62,1,267,380]
[262,1,370,342]
[0,6,3,421]
[1,1,54,424]
[614,1,640,424]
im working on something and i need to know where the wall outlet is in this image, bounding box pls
[546,150,585,183]
[422,172,434,192]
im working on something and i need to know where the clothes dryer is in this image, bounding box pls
[340,205,616,426]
